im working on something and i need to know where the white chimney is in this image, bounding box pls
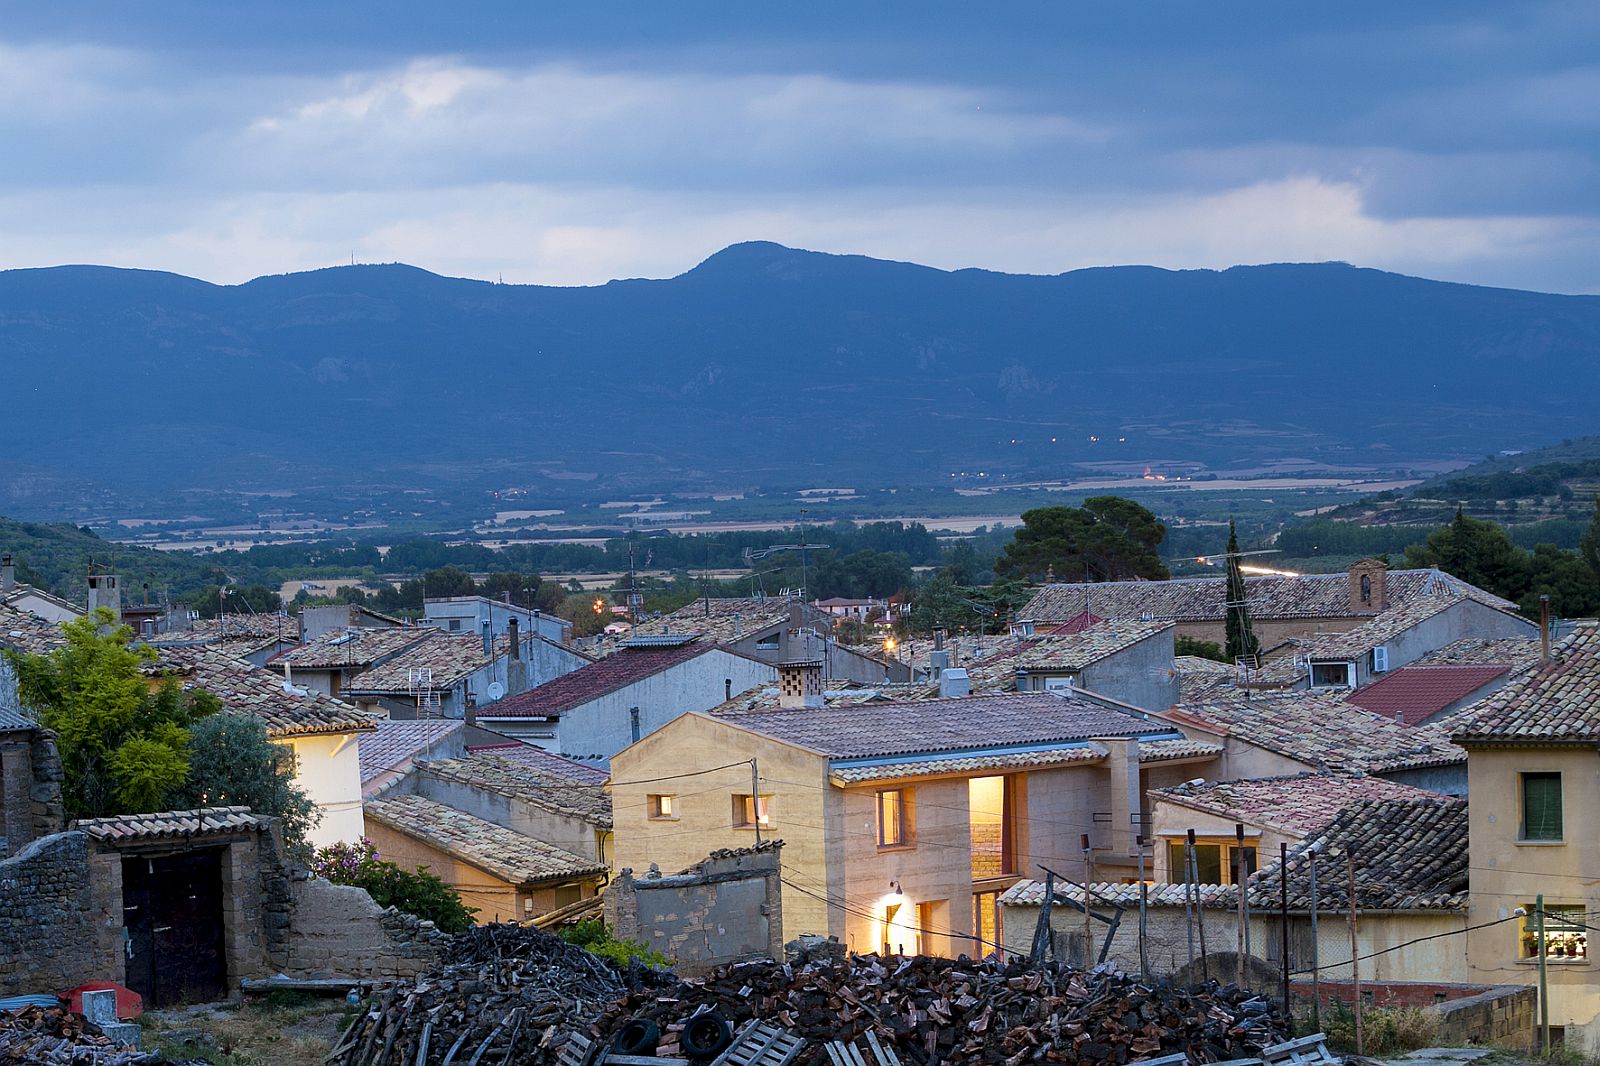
[778,659,824,709]
[939,668,971,699]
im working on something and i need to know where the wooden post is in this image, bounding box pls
[1029,870,1057,963]
[1137,835,1151,982]
[1081,833,1094,968]
[751,758,762,845]
[1235,823,1248,989]
[1181,835,1196,968]
[1280,841,1291,1017]
[1347,849,1362,1057]
[1189,829,1209,981]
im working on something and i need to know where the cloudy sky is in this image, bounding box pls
[2,2,1596,291]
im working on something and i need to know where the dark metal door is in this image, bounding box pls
[121,849,227,1007]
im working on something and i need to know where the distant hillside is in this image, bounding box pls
[0,517,221,606]
[2,242,1599,495]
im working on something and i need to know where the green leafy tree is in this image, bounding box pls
[482,571,542,608]
[559,918,670,968]
[1403,508,1531,602]
[906,576,990,635]
[1579,495,1600,578]
[422,566,478,599]
[312,839,476,933]
[812,550,913,600]
[994,498,1169,583]
[181,714,320,861]
[1223,519,1261,666]
[6,611,213,817]
[1175,635,1228,662]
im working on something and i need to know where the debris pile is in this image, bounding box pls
[587,953,1290,1066]
[327,923,669,1066]
[0,1003,188,1065]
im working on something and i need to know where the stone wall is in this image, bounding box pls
[277,876,446,980]
[607,841,784,973]
[0,728,66,857]
[1294,979,1535,1049]
[0,832,119,996]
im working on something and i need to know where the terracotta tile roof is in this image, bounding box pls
[0,707,36,731]
[709,682,939,716]
[153,645,377,738]
[1001,880,1238,909]
[1412,636,1545,671]
[73,806,266,843]
[1152,772,1440,836]
[477,640,742,720]
[640,596,794,644]
[967,621,1172,678]
[1040,610,1106,635]
[464,743,610,783]
[364,794,605,886]
[0,604,68,655]
[1018,568,1515,625]
[345,632,513,694]
[1004,797,1468,913]
[272,626,431,670]
[1174,655,1232,675]
[417,752,612,828]
[1292,591,1528,663]
[1452,623,1600,743]
[827,734,1221,785]
[1247,797,1468,911]
[1346,666,1510,725]
[359,720,463,785]
[712,690,1169,760]
[1162,692,1465,774]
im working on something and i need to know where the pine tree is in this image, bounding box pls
[1223,519,1261,667]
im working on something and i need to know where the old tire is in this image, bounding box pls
[682,1013,733,1059]
[613,1019,660,1056]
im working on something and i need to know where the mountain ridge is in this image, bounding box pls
[1,242,1597,497]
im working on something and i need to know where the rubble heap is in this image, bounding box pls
[586,953,1290,1066]
[0,1003,193,1065]
[327,923,669,1066]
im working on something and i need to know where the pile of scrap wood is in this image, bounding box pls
[0,1003,191,1065]
[584,953,1291,1066]
[326,923,670,1066]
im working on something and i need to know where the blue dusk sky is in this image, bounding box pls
[1,2,1596,291]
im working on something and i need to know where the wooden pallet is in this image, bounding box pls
[714,1022,808,1066]
[1261,1033,1336,1066]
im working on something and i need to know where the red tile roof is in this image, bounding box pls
[476,640,746,720]
[1041,610,1104,635]
[1347,665,1510,725]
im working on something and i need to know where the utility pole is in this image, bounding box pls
[751,758,762,846]
[1182,835,1197,969]
[1080,834,1094,967]
[1279,842,1290,1017]
[1189,829,1209,981]
[1235,823,1248,989]
[1347,850,1363,1056]
[1537,895,1550,1054]
[1136,835,1150,982]
[1309,846,1321,1032]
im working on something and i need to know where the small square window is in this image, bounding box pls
[648,794,676,820]
[1309,661,1353,688]
[734,794,772,829]
[1520,904,1586,960]
[1521,772,1563,842]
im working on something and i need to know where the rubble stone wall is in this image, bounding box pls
[277,876,445,980]
[0,729,66,857]
[607,841,784,973]
[0,832,120,996]
[1297,979,1535,1049]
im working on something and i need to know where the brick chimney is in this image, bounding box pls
[777,659,824,709]
[1347,558,1388,614]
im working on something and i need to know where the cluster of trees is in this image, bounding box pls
[993,498,1169,583]
[1403,505,1600,618]
[5,612,318,855]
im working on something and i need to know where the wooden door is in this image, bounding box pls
[122,849,227,1007]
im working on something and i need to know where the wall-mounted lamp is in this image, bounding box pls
[890,881,902,896]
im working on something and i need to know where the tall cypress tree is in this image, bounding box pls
[1223,519,1261,667]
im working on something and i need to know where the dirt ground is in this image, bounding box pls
[141,994,353,1066]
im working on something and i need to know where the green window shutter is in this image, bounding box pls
[1522,773,1563,841]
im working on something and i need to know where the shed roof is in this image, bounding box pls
[359,719,462,786]
[364,794,605,886]
[418,752,612,829]
[1346,665,1510,726]
[272,626,431,670]
[477,640,752,720]
[73,806,266,844]
[1453,623,1600,743]
[712,690,1168,760]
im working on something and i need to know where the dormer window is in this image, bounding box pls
[1309,661,1355,688]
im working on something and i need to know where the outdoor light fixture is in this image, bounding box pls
[891,881,903,896]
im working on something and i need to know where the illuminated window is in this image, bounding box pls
[972,891,1003,957]
[878,789,910,847]
[969,776,1015,879]
[1520,905,1587,960]
[1521,772,1563,841]
[734,794,773,828]
[648,794,676,820]
[1167,841,1257,885]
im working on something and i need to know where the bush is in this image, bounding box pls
[558,918,671,968]
[1317,1001,1437,1055]
[1174,636,1228,662]
[312,839,476,934]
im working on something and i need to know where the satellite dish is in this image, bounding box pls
[485,681,506,701]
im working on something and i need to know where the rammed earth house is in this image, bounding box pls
[609,684,1221,952]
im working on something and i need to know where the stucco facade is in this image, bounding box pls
[284,732,365,848]
[1464,744,1600,1052]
